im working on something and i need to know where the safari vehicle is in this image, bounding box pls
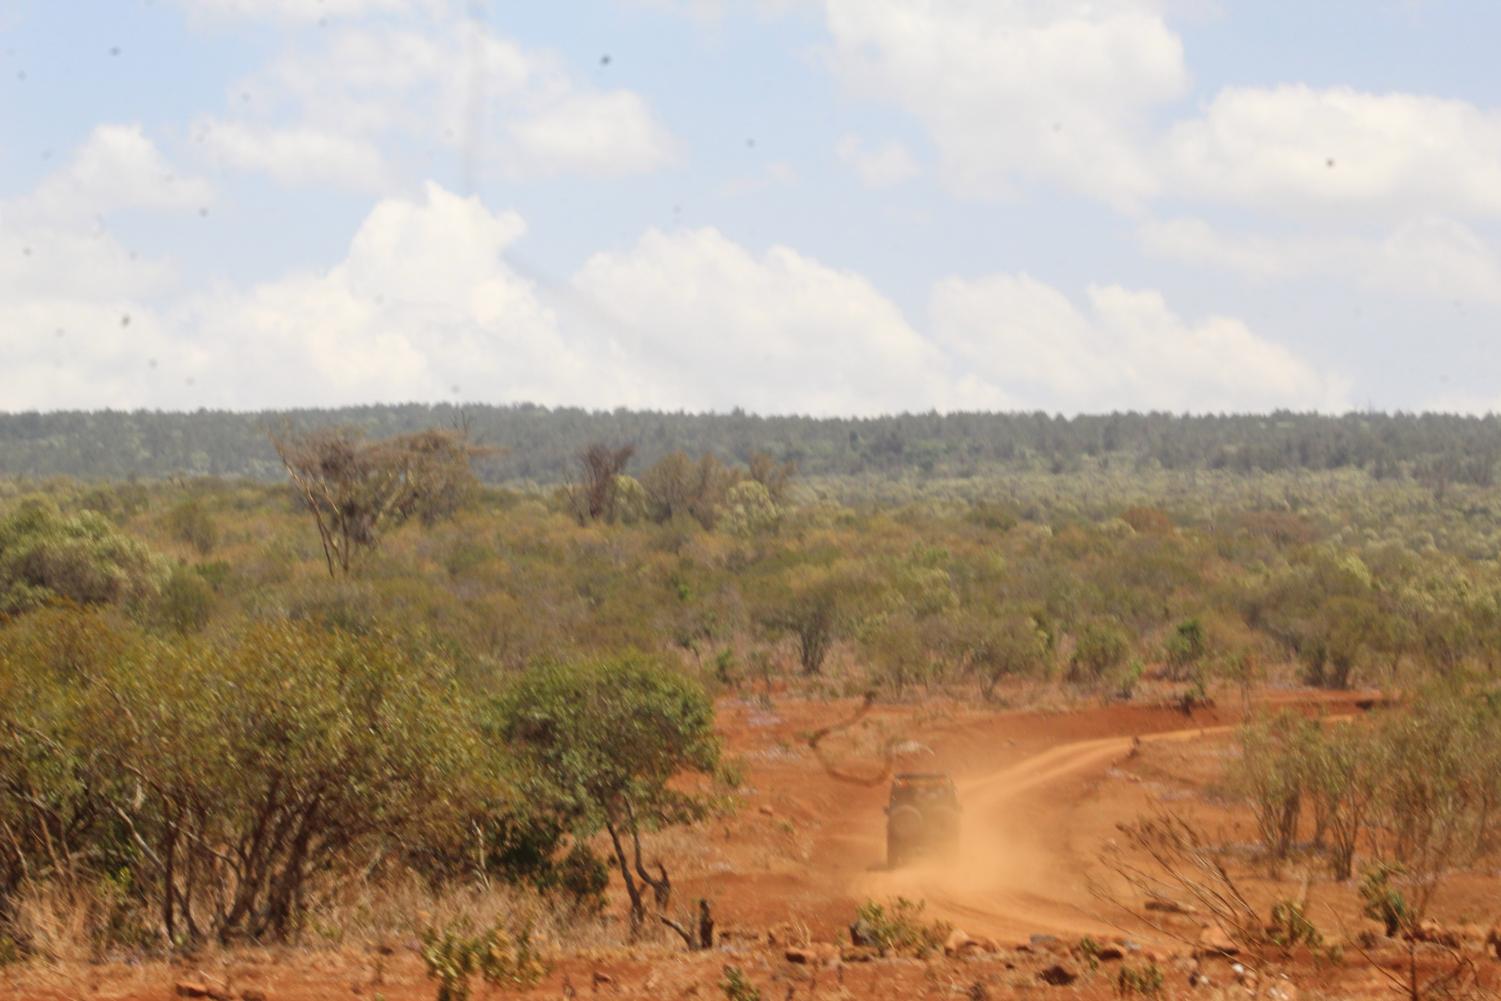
[885,772,960,867]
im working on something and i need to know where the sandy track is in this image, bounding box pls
[852,723,1235,944]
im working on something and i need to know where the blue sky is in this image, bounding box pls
[3,0,1500,415]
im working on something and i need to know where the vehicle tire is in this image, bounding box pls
[887,805,923,868]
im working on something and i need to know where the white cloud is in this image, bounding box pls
[229,17,677,183]
[930,274,1349,413]
[0,125,202,311]
[197,120,391,191]
[824,0,1188,206]
[572,227,958,415]
[9,125,213,226]
[818,3,1501,226]
[1142,216,1501,306]
[835,134,918,188]
[0,300,187,413]
[1163,86,1501,219]
[168,183,613,410]
[4,142,1347,415]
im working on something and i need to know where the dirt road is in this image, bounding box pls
[853,722,1236,944]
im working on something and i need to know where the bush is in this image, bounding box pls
[164,499,218,556]
[493,657,723,930]
[0,500,168,616]
[1068,619,1130,684]
[852,898,951,957]
[1234,712,1320,861]
[1116,963,1166,997]
[0,616,495,945]
[150,564,214,633]
[1163,618,1206,680]
[720,966,762,1001]
[419,918,546,1001]
[1234,690,1501,892]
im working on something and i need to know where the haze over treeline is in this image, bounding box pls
[0,405,1494,486]
[2,405,1500,485]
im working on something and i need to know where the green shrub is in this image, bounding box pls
[1116,963,1165,997]
[1163,618,1206,680]
[1267,899,1322,948]
[1068,619,1130,684]
[493,657,724,930]
[164,499,218,556]
[853,897,952,957]
[419,919,546,1001]
[0,500,168,616]
[0,616,495,945]
[150,564,214,633]
[719,965,761,1001]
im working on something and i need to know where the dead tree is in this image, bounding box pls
[568,442,635,524]
[564,444,633,525]
[270,426,489,577]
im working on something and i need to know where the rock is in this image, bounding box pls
[784,944,838,966]
[1093,943,1125,961]
[591,971,614,988]
[758,804,775,816]
[1037,963,1077,986]
[174,984,228,1001]
[1194,925,1238,958]
[1488,925,1501,959]
[848,918,877,948]
[240,992,267,1001]
[961,936,1001,956]
[1188,970,1212,989]
[944,929,972,956]
[840,945,879,963]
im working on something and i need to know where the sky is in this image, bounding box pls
[2,0,1500,417]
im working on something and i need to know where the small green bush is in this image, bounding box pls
[719,965,762,1001]
[419,919,546,1001]
[853,897,952,957]
[1116,963,1165,997]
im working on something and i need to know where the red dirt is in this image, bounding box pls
[6,688,1497,1000]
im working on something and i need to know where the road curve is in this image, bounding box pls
[852,723,1236,944]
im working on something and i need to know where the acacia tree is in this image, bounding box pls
[493,658,723,934]
[271,426,486,577]
[567,443,635,524]
[757,567,844,676]
[957,609,1051,699]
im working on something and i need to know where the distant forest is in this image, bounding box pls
[1,405,1499,486]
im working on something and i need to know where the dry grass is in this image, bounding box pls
[307,872,629,956]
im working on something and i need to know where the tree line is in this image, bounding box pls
[4,405,1501,487]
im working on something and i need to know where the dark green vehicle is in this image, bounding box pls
[885,772,961,867]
